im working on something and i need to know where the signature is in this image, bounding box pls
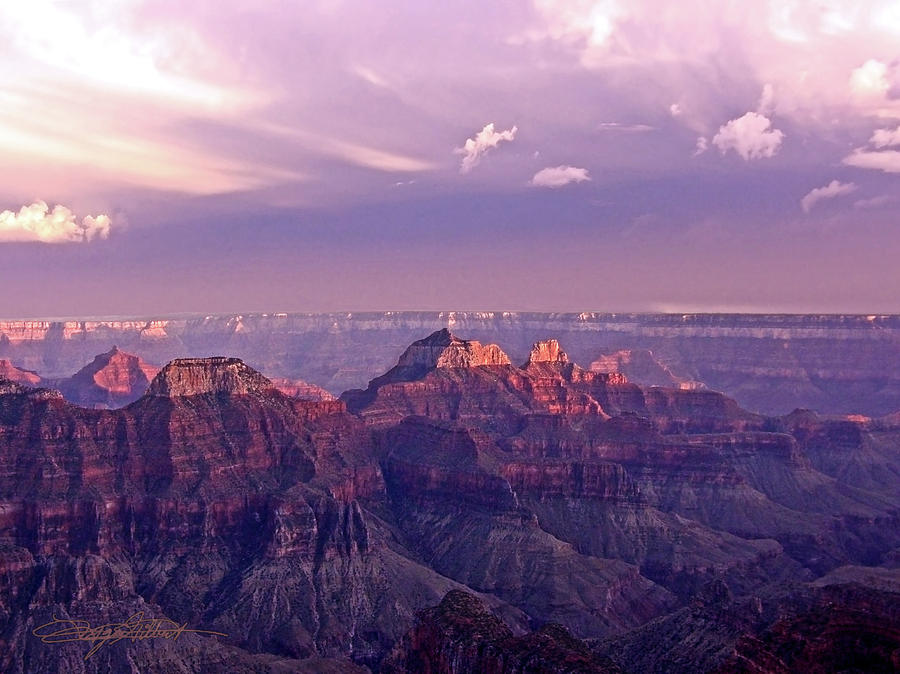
[32,612,228,660]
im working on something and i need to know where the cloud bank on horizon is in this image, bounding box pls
[0,0,898,313]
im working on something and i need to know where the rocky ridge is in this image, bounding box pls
[55,346,159,408]
[0,360,41,386]
[146,357,275,397]
[4,311,900,415]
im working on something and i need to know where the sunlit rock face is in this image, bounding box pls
[147,357,273,397]
[526,338,569,365]
[394,328,511,375]
[55,347,159,408]
[0,359,40,386]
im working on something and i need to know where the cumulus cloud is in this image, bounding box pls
[850,59,890,98]
[0,201,112,243]
[712,112,784,160]
[530,165,590,188]
[800,180,857,213]
[870,125,900,148]
[455,123,517,173]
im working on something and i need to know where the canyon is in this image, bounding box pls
[0,329,897,672]
[2,312,900,415]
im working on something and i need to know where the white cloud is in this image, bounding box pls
[712,112,784,160]
[850,59,890,98]
[854,194,894,209]
[0,201,111,243]
[841,124,900,174]
[800,180,857,213]
[455,123,518,173]
[693,136,708,156]
[870,126,900,148]
[530,165,590,188]
[669,103,682,117]
[842,149,900,172]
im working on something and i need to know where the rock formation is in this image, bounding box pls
[0,359,41,386]
[54,346,159,408]
[597,570,900,673]
[268,377,336,401]
[382,591,622,673]
[590,349,703,390]
[147,357,273,397]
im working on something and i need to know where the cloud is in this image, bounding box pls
[841,123,900,173]
[597,122,655,132]
[669,103,682,117]
[712,112,784,160]
[693,136,708,156]
[870,125,900,148]
[842,149,900,172]
[0,201,111,243]
[456,123,517,173]
[854,194,894,209]
[525,1,900,123]
[850,59,890,98]
[530,165,590,188]
[757,83,775,115]
[800,180,857,213]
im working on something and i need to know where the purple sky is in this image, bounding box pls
[1,1,899,317]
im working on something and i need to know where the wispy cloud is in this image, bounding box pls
[0,201,111,244]
[801,180,857,213]
[0,2,275,197]
[254,122,437,173]
[854,194,894,209]
[456,123,517,173]
[693,136,708,156]
[597,122,655,132]
[757,83,775,116]
[531,165,590,188]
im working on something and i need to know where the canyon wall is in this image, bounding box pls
[2,312,899,415]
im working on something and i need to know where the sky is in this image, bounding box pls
[1,0,899,317]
